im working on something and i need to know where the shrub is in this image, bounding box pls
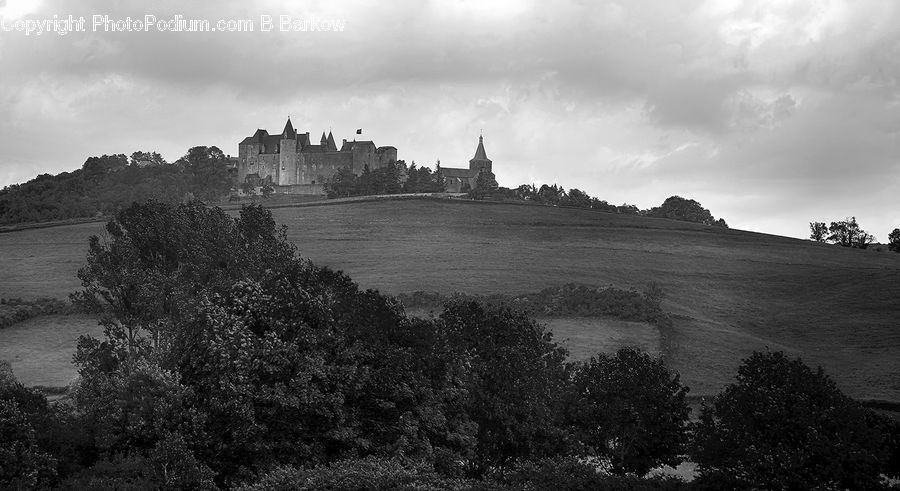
[0,297,69,329]
[237,457,504,491]
[505,457,690,490]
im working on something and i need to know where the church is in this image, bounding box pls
[440,134,493,193]
[236,118,398,194]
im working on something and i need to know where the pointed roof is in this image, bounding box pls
[320,132,328,145]
[282,118,296,139]
[469,135,491,163]
[472,135,489,161]
[326,131,337,151]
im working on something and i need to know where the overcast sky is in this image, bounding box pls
[1,0,898,239]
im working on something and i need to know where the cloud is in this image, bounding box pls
[1,0,899,239]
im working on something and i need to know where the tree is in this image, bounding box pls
[691,351,893,490]
[827,216,874,249]
[561,188,592,209]
[645,196,726,227]
[323,166,358,198]
[439,299,571,476]
[468,170,499,200]
[567,348,689,475]
[175,146,232,201]
[432,162,447,192]
[888,228,900,252]
[809,221,828,242]
[129,151,167,167]
[70,201,475,485]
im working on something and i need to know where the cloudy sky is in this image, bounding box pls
[1,0,898,239]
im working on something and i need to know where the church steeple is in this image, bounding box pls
[473,134,489,161]
[469,133,492,173]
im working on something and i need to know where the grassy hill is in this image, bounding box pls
[0,197,898,402]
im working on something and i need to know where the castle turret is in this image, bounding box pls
[326,131,338,152]
[282,117,296,139]
[320,132,328,146]
[278,118,298,186]
[469,134,492,174]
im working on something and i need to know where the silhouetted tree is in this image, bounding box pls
[809,221,829,242]
[888,228,900,252]
[827,217,874,249]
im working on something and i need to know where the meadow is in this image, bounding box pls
[0,198,898,402]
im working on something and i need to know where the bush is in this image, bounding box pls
[237,457,503,491]
[0,297,69,329]
[398,283,671,327]
[504,457,689,490]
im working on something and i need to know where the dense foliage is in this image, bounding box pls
[2,202,895,489]
[322,164,728,228]
[323,161,447,198]
[691,351,897,490]
[397,283,671,328]
[0,147,233,225]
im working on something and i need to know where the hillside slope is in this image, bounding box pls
[1,198,897,401]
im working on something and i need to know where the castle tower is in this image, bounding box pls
[326,131,338,152]
[468,134,492,174]
[278,117,298,186]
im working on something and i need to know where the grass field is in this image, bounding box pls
[0,198,898,402]
[0,314,102,387]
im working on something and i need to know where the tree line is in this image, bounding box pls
[810,217,900,251]
[1,201,895,489]
[0,147,233,225]
[324,162,728,228]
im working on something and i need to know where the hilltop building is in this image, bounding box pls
[441,135,493,193]
[237,118,397,193]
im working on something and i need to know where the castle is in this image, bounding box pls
[440,134,493,193]
[237,118,397,193]
[237,117,494,194]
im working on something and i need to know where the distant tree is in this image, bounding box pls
[645,196,725,227]
[590,198,618,213]
[536,184,564,205]
[129,151,167,167]
[514,184,536,201]
[324,167,358,198]
[691,351,893,490]
[432,162,447,192]
[469,170,499,200]
[561,188,592,209]
[567,348,689,475]
[809,221,829,242]
[617,203,640,215]
[888,228,900,252]
[175,146,232,201]
[827,217,874,249]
